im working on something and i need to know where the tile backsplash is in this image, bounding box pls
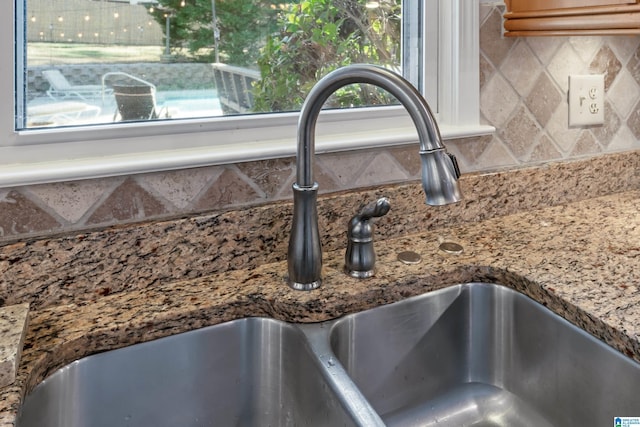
[2,2,640,243]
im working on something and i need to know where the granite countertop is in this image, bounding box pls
[0,306,29,392]
[1,188,639,424]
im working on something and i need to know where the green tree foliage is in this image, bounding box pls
[252,0,401,112]
[148,0,401,112]
[149,0,280,66]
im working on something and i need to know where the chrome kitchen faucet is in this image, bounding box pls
[287,64,462,290]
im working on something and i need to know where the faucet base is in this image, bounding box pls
[287,183,323,290]
[345,268,375,279]
[288,279,322,291]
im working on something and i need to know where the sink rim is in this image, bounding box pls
[17,282,640,427]
[324,282,640,426]
[18,316,378,427]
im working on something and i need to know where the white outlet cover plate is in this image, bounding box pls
[569,74,605,127]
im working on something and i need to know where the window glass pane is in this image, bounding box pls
[21,0,402,130]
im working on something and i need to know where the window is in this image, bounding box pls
[1,0,489,187]
[20,0,406,128]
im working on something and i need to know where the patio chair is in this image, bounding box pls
[27,101,101,127]
[113,84,169,121]
[42,69,112,100]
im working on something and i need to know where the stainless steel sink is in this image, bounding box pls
[18,283,640,427]
[17,318,364,427]
[328,283,640,426]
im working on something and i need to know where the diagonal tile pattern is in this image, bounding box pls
[236,158,294,198]
[86,178,169,225]
[0,191,61,238]
[629,46,640,85]
[26,179,118,224]
[193,168,262,211]
[589,45,622,90]
[0,2,639,242]
[481,73,520,128]
[547,42,585,92]
[627,100,640,140]
[499,105,542,162]
[501,41,542,98]
[138,167,221,210]
[525,72,562,128]
[609,68,640,119]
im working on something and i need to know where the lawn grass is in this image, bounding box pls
[28,43,165,65]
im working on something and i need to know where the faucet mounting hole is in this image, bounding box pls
[397,251,422,265]
[439,241,464,255]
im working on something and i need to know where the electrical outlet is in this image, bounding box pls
[568,74,604,126]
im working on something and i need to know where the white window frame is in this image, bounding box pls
[0,0,493,188]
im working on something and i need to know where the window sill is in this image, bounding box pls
[0,107,493,188]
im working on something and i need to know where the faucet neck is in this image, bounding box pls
[296,64,444,188]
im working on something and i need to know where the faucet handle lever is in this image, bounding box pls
[345,197,390,279]
[355,197,391,222]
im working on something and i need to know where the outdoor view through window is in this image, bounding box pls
[23,0,402,129]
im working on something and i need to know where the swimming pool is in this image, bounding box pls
[157,90,224,118]
[26,89,225,128]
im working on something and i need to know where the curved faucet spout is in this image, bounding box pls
[287,64,462,290]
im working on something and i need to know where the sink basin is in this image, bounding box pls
[18,283,640,427]
[17,318,360,427]
[329,282,640,426]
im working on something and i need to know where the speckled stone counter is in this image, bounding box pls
[1,150,639,311]
[0,151,639,424]
[0,305,28,390]
[1,188,639,424]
